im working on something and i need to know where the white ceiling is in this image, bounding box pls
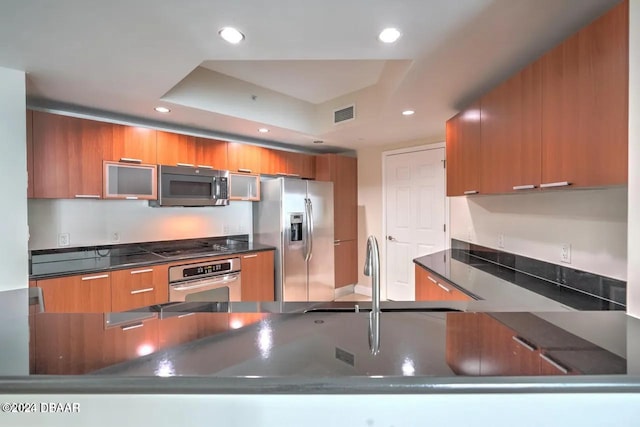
[0,0,622,151]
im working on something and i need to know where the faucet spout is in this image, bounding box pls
[364,235,381,354]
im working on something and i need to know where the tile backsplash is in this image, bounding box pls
[27,199,253,250]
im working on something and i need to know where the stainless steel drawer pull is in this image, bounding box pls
[238,168,252,173]
[540,181,571,188]
[334,242,340,246]
[276,172,288,176]
[121,323,144,331]
[288,174,301,177]
[540,354,569,374]
[513,185,536,191]
[243,254,258,259]
[81,274,109,281]
[125,196,139,200]
[463,190,479,195]
[427,276,437,284]
[119,157,142,164]
[75,194,100,199]
[130,268,153,275]
[197,165,213,169]
[178,312,196,319]
[176,163,195,167]
[130,287,154,295]
[512,336,536,352]
[437,283,451,292]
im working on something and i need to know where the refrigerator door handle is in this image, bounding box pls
[308,198,314,261]
[303,198,311,262]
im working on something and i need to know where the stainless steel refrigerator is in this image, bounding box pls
[253,178,335,301]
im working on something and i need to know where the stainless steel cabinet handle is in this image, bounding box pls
[427,276,437,284]
[334,242,340,246]
[125,196,139,200]
[197,165,213,169]
[437,283,451,293]
[75,194,100,199]
[238,168,252,173]
[130,287,154,295]
[176,163,195,167]
[178,312,196,319]
[130,268,153,275]
[121,323,144,331]
[512,336,536,352]
[119,157,142,164]
[540,181,571,188]
[513,185,536,191]
[463,190,479,195]
[243,254,258,259]
[81,274,109,281]
[539,354,569,374]
[288,174,301,177]
[276,172,288,176]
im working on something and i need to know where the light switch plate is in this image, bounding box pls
[498,234,505,249]
[561,243,571,263]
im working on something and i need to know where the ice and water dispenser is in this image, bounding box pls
[290,213,303,242]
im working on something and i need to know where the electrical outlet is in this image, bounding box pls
[467,227,473,242]
[223,225,231,235]
[498,234,505,249]
[58,232,70,247]
[111,232,120,243]
[561,243,571,264]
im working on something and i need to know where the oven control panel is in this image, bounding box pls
[169,257,241,283]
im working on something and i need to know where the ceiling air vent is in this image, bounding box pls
[333,104,356,124]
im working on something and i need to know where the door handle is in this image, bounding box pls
[387,235,396,241]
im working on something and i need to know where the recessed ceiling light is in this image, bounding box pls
[402,110,415,116]
[154,106,170,113]
[258,128,269,133]
[219,27,245,44]
[379,28,401,43]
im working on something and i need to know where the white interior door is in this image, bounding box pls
[384,147,446,300]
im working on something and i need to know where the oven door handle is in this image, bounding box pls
[171,273,240,291]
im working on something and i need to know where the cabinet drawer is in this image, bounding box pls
[415,265,472,301]
[37,273,111,313]
[111,265,169,312]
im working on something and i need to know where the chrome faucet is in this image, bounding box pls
[364,235,380,354]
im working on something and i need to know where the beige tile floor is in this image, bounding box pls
[334,293,370,302]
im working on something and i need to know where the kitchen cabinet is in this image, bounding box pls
[240,250,275,302]
[445,102,481,197]
[32,111,110,199]
[156,131,197,166]
[445,312,480,375]
[108,125,157,164]
[36,272,111,313]
[261,149,316,179]
[110,265,169,312]
[227,142,265,174]
[414,265,472,301]
[261,149,289,176]
[540,0,628,189]
[480,61,542,194]
[229,172,261,201]
[315,154,358,288]
[195,137,228,170]
[26,110,34,198]
[103,161,157,200]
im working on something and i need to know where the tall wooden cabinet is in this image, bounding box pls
[316,154,358,288]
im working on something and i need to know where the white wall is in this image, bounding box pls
[28,200,253,250]
[627,0,640,317]
[0,67,28,290]
[450,188,627,280]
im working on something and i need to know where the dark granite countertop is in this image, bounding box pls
[413,246,625,311]
[29,236,276,280]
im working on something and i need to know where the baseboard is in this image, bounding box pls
[354,284,372,297]
[334,284,355,299]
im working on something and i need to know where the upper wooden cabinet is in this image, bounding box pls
[108,125,157,164]
[540,0,628,189]
[446,102,481,197]
[260,149,316,178]
[32,111,110,199]
[227,142,264,174]
[26,110,34,198]
[480,61,542,194]
[195,137,228,170]
[156,131,197,166]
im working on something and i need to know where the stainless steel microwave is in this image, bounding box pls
[149,165,229,207]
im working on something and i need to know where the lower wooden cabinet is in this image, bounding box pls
[445,312,480,375]
[111,265,169,312]
[335,239,358,288]
[415,265,472,301]
[240,250,275,301]
[37,273,111,313]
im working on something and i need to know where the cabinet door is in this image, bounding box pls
[300,154,316,179]
[415,266,471,301]
[37,273,111,313]
[195,137,228,170]
[334,155,358,241]
[446,312,481,375]
[540,0,628,189]
[111,265,169,312]
[480,61,542,194]
[103,318,159,367]
[334,239,358,288]
[26,110,34,198]
[32,111,110,199]
[260,148,288,175]
[446,102,481,196]
[156,131,197,166]
[109,125,157,164]
[240,251,275,301]
[103,161,157,200]
[229,172,260,201]
[227,142,264,174]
